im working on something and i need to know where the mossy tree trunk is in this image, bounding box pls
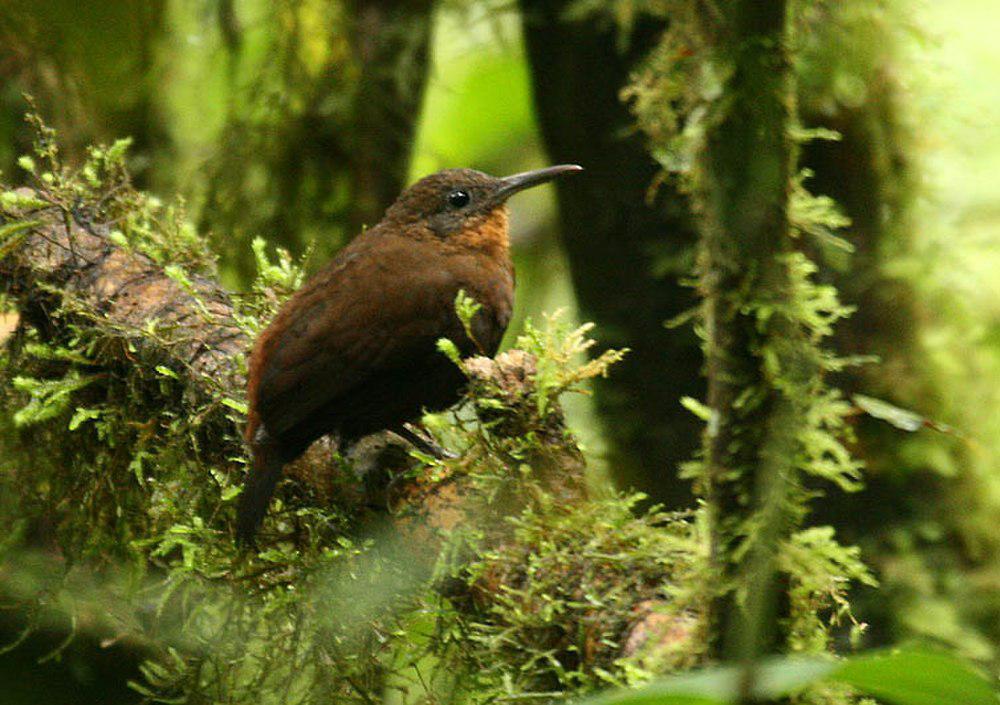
[691,1,805,661]
[0,169,698,701]
[800,61,930,644]
[0,0,168,183]
[796,7,928,493]
[519,0,703,508]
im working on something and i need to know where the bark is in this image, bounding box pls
[519,0,703,508]
[346,0,435,235]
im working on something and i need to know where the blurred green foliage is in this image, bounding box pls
[576,647,997,705]
[794,0,1000,667]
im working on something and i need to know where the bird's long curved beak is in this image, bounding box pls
[495,164,583,201]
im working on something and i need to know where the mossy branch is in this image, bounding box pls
[0,134,699,702]
[2,186,245,400]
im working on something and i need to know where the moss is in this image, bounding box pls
[618,5,876,690]
[446,496,705,699]
[0,121,408,702]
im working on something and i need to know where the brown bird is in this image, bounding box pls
[238,164,583,544]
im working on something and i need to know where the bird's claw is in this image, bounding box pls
[394,424,458,460]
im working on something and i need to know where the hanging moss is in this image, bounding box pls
[519,0,704,507]
[796,1,999,667]
[618,1,876,682]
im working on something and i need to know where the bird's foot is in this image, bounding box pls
[393,424,458,460]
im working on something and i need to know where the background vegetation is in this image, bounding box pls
[0,0,997,703]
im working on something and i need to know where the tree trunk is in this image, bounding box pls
[519,0,703,508]
[799,13,998,659]
[0,0,433,286]
[691,1,800,663]
[0,0,168,183]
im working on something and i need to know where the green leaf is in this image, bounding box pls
[830,649,999,705]
[105,137,133,164]
[68,407,102,431]
[577,657,838,705]
[852,394,925,431]
[852,395,960,436]
[108,229,129,248]
[0,219,41,259]
[680,396,712,422]
[12,373,99,427]
[0,191,48,211]
[163,264,190,287]
[155,365,180,380]
[129,450,156,487]
[23,342,91,364]
[436,337,461,365]
[221,397,248,415]
[575,649,997,705]
[790,125,843,143]
[454,289,483,351]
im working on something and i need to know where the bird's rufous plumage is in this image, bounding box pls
[238,165,582,544]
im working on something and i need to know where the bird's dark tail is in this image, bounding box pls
[236,431,284,547]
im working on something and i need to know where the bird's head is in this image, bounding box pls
[384,165,582,248]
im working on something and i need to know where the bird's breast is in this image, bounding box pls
[451,252,514,356]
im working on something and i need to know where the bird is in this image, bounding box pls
[237,164,583,544]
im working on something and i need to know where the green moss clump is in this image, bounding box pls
[448,496,704,700]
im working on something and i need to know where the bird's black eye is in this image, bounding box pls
[447,189,471,208]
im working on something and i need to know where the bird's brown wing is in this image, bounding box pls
[249,233,465,444]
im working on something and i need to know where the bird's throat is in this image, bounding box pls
[453,206,510,259]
